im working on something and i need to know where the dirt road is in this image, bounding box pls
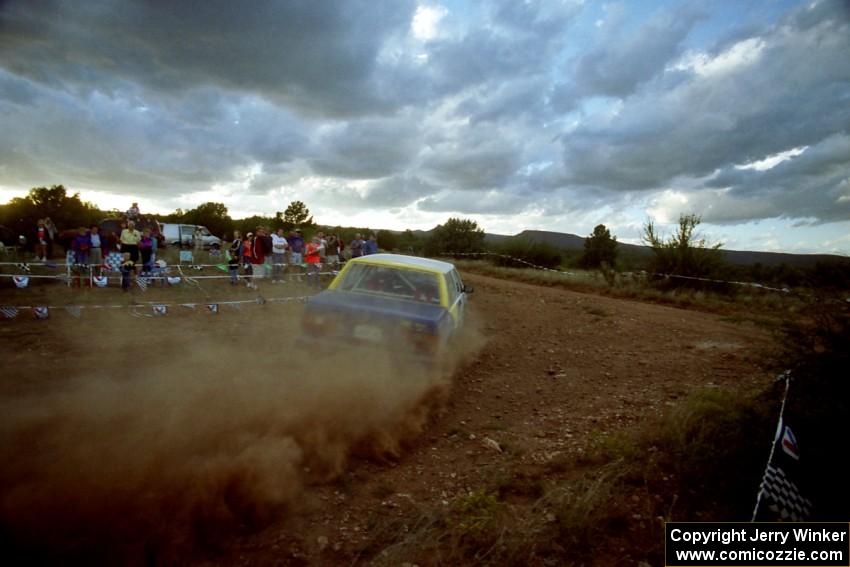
[0,272,774,564]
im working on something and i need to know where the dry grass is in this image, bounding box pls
[451,259,802,318]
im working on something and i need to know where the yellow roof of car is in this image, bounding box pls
[348,254,455,274]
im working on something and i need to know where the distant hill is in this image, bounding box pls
[380,227,848,268]
[490,229,849,268]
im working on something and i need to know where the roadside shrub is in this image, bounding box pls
[777,302,850,519]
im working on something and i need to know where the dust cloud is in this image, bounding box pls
[0,306,485,562]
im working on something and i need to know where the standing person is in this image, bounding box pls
[305,235,322,289]
[325,233,339,271]
[139,228,154,273]
[261,227,274,275]
[242,231,255,289]
[193,226,204,254]
[71,227,91,288]
[228,230,242,285]
[120,253,135,291]
[335,234,345,262]
[88,225,104,267]
[120,221,141,263]
[34,219,48,261]
[287,229,304,282]
[71,226,91,265]
[271,228,288,283]
[363,233,378,256]
[288,229,304,264]
[150,229,158,265]
[44,217,57,259]
[317,231,328,263]
[126,202,140,221]
[251,227,266,284]
[349,233,364,260]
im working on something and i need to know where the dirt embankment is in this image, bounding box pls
[0,272,774,564]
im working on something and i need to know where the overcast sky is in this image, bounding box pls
[1,0,848,253]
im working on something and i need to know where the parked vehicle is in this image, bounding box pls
[160,223,221,248]
[301,254,473,362]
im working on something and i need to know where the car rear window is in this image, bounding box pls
[338,264,441,304]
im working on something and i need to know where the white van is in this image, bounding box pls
[161,223,221,248]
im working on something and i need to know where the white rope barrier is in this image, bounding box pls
[444,251,792,293]
[0,294,313,320]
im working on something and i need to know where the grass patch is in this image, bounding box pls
[452,258,807,317]
[368,386,777,565]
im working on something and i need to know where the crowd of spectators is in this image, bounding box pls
[228,228,379,289]
[18,204,383,291]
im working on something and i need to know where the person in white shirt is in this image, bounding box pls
[271,228,289,283]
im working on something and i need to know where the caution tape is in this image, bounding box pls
[445,252,576,275]
[0,295,313,320]
[443,251,792,293]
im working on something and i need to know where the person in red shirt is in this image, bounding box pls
[305,235,322,289]
[34,219,48,261]
[242,232,255,289]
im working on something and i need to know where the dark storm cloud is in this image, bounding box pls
[382,0,581,108]
[559,0,850,224]
[418,189,531,215]
[1,0,848,236]
[421,136,521,191]
[307,118,421,180]
[366,175,436,207]
[552,6,706,109]
[694,134,850,224]
[0,0,416,116]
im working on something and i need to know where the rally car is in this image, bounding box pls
[301,254,473,359]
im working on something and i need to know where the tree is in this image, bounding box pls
[642,213,723,278]
[181,202,234,238]
[276,200,314,231]
[579,224,618,269]
[376,229,400,252]
[397,229,425,255]
[0,185,103,238]
[234,215,276,236]
[424,217,486,256]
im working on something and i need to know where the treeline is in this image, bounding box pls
[3,186,847,291]
[422,213,850,293]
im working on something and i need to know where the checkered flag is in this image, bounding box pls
[1,306,19,319]
[754,410,813,522]
[759,464,812,521]
[136,277,148,291]
[104,252,123,272]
